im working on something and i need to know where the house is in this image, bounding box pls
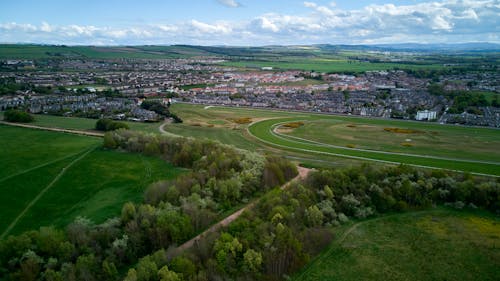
[416,110,437,121]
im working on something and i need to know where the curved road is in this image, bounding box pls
[248,118,500,177]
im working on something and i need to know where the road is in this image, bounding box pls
[171,166,311,255]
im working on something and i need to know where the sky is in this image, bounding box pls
[0,0,498,45]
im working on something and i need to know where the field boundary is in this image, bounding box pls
[0,146,97,239]
[0,121,104,137]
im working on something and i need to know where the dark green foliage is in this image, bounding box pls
[95,118,129,131]
[140,100,183,123]
[3,109,34,123]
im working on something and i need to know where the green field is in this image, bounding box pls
[293,209,500,281]
[165,104,500,175]
[16,113,163,133]
[282,117,500,163]
[221,58,443,73]
[0,45,206,60]
[249,117,500,176]
[0,125,184,237]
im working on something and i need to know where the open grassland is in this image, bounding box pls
[293,209,500,281]
[249,118,500,176]
[221,58,443,73]
[166,104,500,175]
[0,45,208,60]
[283,117,500,163]
[18,113,163,133]
[0,125,184,236]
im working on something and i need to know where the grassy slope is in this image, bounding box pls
[0,125,184,236]
[0,45,213,60]
[293,209,500,281]
[0,124,100,178]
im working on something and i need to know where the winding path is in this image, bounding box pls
[172,166,311,255]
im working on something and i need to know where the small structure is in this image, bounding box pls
[416,110,437,121]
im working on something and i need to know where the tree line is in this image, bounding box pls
[126,164,497,281]
[1,130,498,280]
[0,130,297,280]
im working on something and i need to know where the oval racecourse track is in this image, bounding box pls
[248,117,500,177]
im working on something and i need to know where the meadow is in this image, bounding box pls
[293,208,500,281]
[0,125,184,237]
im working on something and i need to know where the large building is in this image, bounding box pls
[416,110,437,121]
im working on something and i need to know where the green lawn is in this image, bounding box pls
[0,125,185,237]
[293,209,500,281]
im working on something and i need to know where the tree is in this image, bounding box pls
[243,249,262,273]
[4,109,34,123]
[213,232,243,274]
[95,118,129,131]
[158,266,181,281]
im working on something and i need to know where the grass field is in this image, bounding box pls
[293,208,500,281]
[0,125,184,237]
[0,45,199,60]
[12,113,163,133]
[283,117,500,163]
[221,58,443,73]
[165,104,500,175]
[249,117,500,176]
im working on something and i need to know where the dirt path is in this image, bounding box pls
[0,146,96,239]
[0,121,104,137]
[172,166,311,255]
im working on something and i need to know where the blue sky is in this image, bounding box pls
[0,0,498,45]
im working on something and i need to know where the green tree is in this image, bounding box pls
[158,265,181,281]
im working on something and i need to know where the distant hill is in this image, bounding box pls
[0,43,498,60]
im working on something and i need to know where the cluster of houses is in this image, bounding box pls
[1,58,499,127]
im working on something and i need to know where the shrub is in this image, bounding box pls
[3,109,34,123]
[229,117,252,124]
[282,122,304,128]
[95,118,129,131]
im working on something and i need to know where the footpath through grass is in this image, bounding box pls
[0,125,185,236]
[293,208,500,281]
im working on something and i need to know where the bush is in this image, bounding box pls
[3,109,34,123]
[95,118,129,131]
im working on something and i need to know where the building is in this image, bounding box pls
[416,110,437,121]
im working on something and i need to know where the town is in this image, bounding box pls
[1,57,499,127]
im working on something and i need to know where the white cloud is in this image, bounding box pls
[0,0,498,45]
[217,0,241,8]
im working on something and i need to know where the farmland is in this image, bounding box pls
[221,58,444,73]
[293,208,500,281]
[0,125,184,237]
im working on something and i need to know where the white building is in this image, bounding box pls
[416,110,437,121]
